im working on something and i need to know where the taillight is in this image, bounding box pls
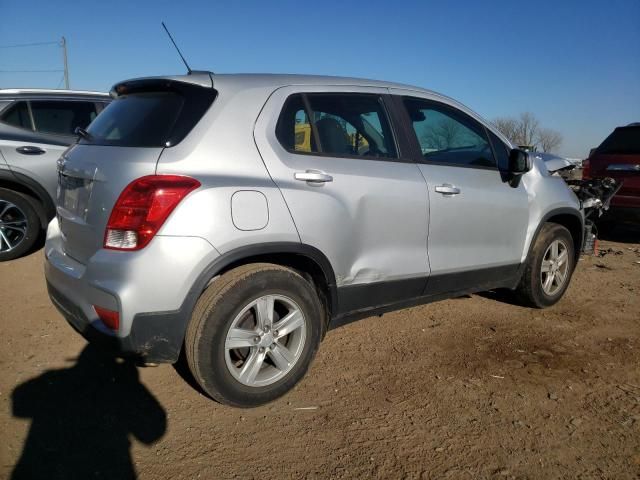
[582,158,591,179]
[94,305,120,330]
[104,175,200,251]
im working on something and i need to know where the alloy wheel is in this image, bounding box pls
[540,239,570,296]
[0,200,28,253]
[224,294,307,387]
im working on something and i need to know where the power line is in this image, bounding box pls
[0,69,64,73]
[0,37,70,88]
[0,41,59,49]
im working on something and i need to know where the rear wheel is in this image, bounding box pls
[0,188,41,262]
[515,223,575,308]
[185,263,324,407]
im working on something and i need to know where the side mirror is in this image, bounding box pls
[508,148,531,175]
[588,148,596,157]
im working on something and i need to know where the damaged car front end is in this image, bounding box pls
[542,154,622,254]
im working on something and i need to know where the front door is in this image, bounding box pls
[392,92,529,294]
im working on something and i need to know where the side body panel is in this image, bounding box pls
[389,88,530,286]
[253,85,431,307]
[0,136,68,201]
[156,82,301,253]
[520,157,584,256]
[417,162,529,273]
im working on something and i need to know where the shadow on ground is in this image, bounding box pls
[10,344,166,480]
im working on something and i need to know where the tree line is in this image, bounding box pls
[493,112,563,153]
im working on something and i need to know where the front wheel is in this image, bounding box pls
[185,263,324,407]
[515,223,575,308]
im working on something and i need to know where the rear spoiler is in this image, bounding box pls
[110,71,215,98]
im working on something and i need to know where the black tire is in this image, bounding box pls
[0,188,42,262]
[185,263,324,407]
[515,223,575,308]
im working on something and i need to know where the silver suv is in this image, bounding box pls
[0,89,109,260]
[44,73,606,407]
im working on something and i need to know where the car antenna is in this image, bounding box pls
[161,21,193,74]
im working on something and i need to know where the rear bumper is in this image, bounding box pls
[47,281,190,362]
[44,218,219,363]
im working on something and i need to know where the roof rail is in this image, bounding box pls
[0,88,108,96]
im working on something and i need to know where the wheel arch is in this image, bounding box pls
[528,208,584,265]
[127,243,338,364]
[0,170,55,229]
[191,243,338,326]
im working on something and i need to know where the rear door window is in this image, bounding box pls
[1,101,33,130]
[596,126,640,154]
[276,95,318,153]
[30,101,98,136]
[276,93,398,159]
[403,97,496,168]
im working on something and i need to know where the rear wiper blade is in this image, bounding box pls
[74,127,92,140]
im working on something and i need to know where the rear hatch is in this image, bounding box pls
[56,77,216,264]
[587,125,640,208]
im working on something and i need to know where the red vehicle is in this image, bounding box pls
[583,123,640,225]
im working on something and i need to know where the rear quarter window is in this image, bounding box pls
[1,101,32,130]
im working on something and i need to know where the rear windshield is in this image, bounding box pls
[596,126,640,155]
[81,82,216,147]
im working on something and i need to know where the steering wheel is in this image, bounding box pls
[362,144,382,157]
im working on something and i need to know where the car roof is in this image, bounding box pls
[0,88,109,99]
[213,73,434,91]
[115,71,445,97]
[113,71,513,148]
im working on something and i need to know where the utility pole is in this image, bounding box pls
[60,36,69,89]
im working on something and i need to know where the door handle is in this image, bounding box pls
[16,146,46,155]
[294,170,333,184]
[434,184,461,195]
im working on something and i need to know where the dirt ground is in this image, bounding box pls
[1,227,639,479]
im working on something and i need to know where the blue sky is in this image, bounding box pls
[1,0,638,158]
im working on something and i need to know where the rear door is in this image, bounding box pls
[254,87,430,313]
[391,91,529,294]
